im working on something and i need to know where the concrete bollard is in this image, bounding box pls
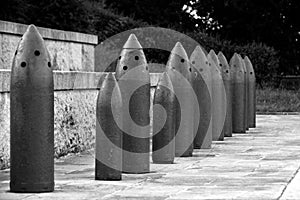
[96,73,122,180]
[218,52,233,137]
[190,46,212,149]
[10,25,54,192]
[230,53,246,133]
[152,72,176,164]
[115,34,150,174]
[244,56,256,128]
[239,55,249,131]
[166,42,194,157]
[208,50,227,141]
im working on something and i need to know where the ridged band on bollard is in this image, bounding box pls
[244,56,256,128]
[240,55,249,131]
[115,34,150,174]
[230,53,246,133]
[190,46,212,149]
[152,72,176,164]
[208,50,227,141]
[166,42,194,157]
[218,52,233,137]
[10,25,54,192]
[96,73,122,180]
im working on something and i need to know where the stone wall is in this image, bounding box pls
[0,20,97,71]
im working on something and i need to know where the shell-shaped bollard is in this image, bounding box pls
[190,46,212,149]
[230,53,246,133]
[208,50,227,141]
[115,34,151,174]
[166,42,194,157]
[244,56,256,128]
[152,72,176,164]
[10,25,54,192]
[218,52,233,137]
[96,73,122,180]
[239,55,249,131]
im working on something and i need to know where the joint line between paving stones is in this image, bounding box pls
[165,187,190,200]
[101,177,151,199]
[183,147,219,170]
[277,164,300,200]
[21,194,38,200]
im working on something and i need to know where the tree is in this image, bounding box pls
[0,0,90,32]
[104,0,196,31]
[190,0,300,74]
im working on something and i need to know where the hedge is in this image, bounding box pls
[187,32,280,87]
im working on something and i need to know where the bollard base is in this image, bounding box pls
[10,182,54,193]
[249,124,256,128]
[122,171,150,174]
[152,160,174,164]
[95,176,121,181]
[175,152,193,157]
[232,130,246,134]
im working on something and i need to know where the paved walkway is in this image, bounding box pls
[1,115,300,200]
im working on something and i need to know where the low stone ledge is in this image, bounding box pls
[0,20,98,45]
[0,70,162,92]
[257,112,300,115]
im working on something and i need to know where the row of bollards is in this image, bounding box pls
[9,25,256,192]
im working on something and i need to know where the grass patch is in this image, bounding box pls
[256,87,300,112]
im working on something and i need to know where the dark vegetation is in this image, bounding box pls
[0,0,299,88]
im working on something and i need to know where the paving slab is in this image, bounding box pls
[0,115,300,200]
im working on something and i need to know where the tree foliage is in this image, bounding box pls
[0,0,91,31]
[104,0,196,32]
[104,0,300,75]
[189,0,300,74]
[0,0,297,78]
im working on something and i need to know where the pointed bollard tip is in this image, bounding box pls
[115,34,147,80]
[209,49,220,67]
[123,34,143,49]
[171,42,189,60]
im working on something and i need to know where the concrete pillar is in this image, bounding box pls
[230,53,246,133]
[208,50,227,141]
[115,34,150,174]
[96,73,122,180]
[10,25,54,192]
[190,46,212,149]
[218,52,233,137]
[166,42,194,157]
